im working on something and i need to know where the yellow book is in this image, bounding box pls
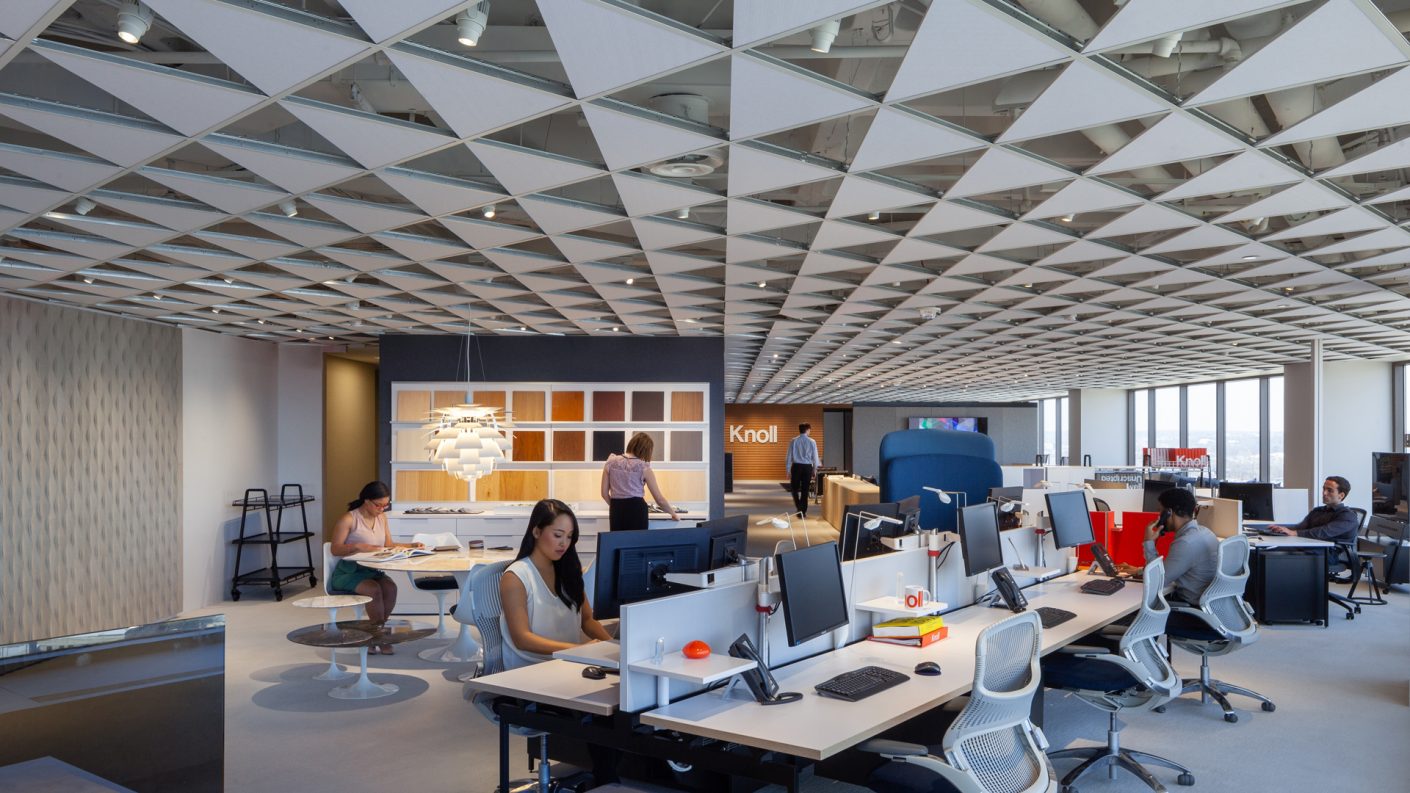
[873,615,946,637]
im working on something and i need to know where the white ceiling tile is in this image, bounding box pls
[384,47,572,138]
[0,96,183,167]
[946,147,1075,199]
[727,143,840,197]
[536,0,725,98]
[612,171,720,217]
[1217,180,1349,223]
[0,0,63,39]
[1085,0,1303,53]
[630,217,721,250]
[826,174,934,218]
[910,200,1012,236]
[1156,151,1302,202]
[999,61,1169,143]
[725,197,820,236]
[91,192,226,232]
[975,221,1076,253]
[810,219,900,250]
[195,230,301,261]
[0,142,120,193]
[1023,178,1141,220]
[1087,112,1244,177]
[143,0,370,96]
[1140,223,1250,254]
[0,176,71,212]
[1087,202,1200,238]
[141,166,286,215]
[1034,239,1127,267]
[517,194,623,235]
[373,230,470,261]
[339,0,464,42]
[245,213,360,248]
[582,102,723,171]
[880,237,965,265]
[438,215,541,250]
[282,98,455,170]
[1262,66,1410,147]
[467,139,604,195]
[377,168,502,216]
[302,193,426,234]
[729,53,875,141]
[201,136,363,194]
[1188,0,1410,107]
[726,235,806,263]
[551,234,638,263]
[849,106,985,173]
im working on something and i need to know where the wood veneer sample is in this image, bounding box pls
[631,391,665,421]
[552,391,585,421]
[472,390,506,411]
[510,430,545,462]
[653,470,708,501]
[393,428,432,462]
[552,469,600,501]
[396,391,431,422]
[637,430,665,458]
[593,391,626,421]
[671,391,704,421]
[553,430,585,461]
[432,391,464,410]
[476,470,548,502]
[394,470,468,501]
[670,430,703,462]
[513,390,546,422]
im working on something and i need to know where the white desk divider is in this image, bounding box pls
[1272,488,1310,522]
[1200,496,1244,538]
[1097,487,1145,517]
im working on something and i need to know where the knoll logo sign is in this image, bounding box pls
[729,425,778,444]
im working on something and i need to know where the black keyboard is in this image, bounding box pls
[1035,606,1077,629]
[1080,577,1127,596]
[815,666,909,702]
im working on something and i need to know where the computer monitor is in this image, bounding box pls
[1142,479,1179,512]
[775,541,850,647]
[840,502,901,561]
[897,494,922,534]
[698,515,749,568]
[1218,482,1275,521]
[1372,452,1410,523]
[989,486,1024,501]
[593,526,709,619]
[1046,490,1095,549]
[957,502,1004,577]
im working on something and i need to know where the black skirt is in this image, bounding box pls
[609,497,649,531]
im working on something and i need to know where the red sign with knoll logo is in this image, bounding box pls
[1143,447,1208,468]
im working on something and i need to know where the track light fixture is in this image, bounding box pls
[74,197,96,215]
[482,204,497,219]
[675,206,690,220]
[116,0,153,45]
[867,210,880,221]
[278,199,298,217]
[456,2,491,47]
[810,19,841,53]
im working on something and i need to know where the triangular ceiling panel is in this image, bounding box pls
[384,47,572,138]
[1188,0,1410,107]
[729,53,875,141]
[1085,0,1300,52]
[143,0,370,97]
[611,171,720,217]
[467,140,604,196]
[0,96,183,167]
[536,0,726,98]
[581,102,723,171]
[725,198,820,236]
[826,175,933,218]
[0,142,120,192]
[1140,223,1249,254]
[887,0,1072,103]
[1319,136,1410,180]
[1087,112,1244,177]
[975,222,1074,253]
[1023,178,1141,220]
[849,106,985,173]
[34,42,264,136]
[946,147,1075,198]
[91,193,225,232]
[998,61,1169,143]
[1156,151,1301,202]
[281,98,455,170]
[910,200,1012,236]
[1088,202,1199,238]
[732,0,878,49]
[373,230,470,261]
[631,217,721,250]
[1216,181,1349,224]
[1261,206,1389,241]
[727,143,840,197]
[438,215,540,250]
[726,235,805,263]
[141,166,286,215]
[1262,66,1410,147]
[201,136,363,195]
[302,194,426,234]
[517,194,624,235]
[810,219,900,250]
[377,168,502,217]
[339,0,464,42]
[881,237,965,265]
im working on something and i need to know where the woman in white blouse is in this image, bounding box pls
[499,499,613,670]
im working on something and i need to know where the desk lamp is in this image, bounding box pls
[922,485,968,510]
[841,510,904,644]
[755,511,808,550]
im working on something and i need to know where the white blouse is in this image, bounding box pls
[500,558,584,670]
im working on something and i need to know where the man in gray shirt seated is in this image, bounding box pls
[1145,487,1218,604]
[1268,476,1359,545]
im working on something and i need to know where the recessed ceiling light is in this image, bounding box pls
[116,0,152,45]
[675,207,690,220]
[278,199,298,217]
[223,277,233,284]
[257,319,266,324]
[810,19,841,53]
[1242,254,1258,260]
[82,276,94,284]
[626,277,634,285]
[456,2,490,47]
[867,210,881,221]
[482,204,496,219]
[1060,214,1075,223]
[758,281,766,288]
[74,197,96,215]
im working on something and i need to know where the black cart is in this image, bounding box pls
[230,484,317,602]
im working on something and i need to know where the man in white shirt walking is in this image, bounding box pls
[786,423,821,518]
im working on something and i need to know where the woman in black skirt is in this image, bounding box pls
[600,432,678,530]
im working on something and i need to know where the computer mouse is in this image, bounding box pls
[914,661,942,677]
[582,665,608,680]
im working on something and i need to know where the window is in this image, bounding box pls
[1132,389,1149,464]
[1268,376,1284,485]
[1187,383,1216,475]
[1224,379,1261,482]
[1154,387,1180,448]
[1041,398,1057,464]
[1060,396,1070,463]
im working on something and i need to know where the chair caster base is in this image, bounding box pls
[1224,713,1238,723]
[1153,705,1165,713]
[1261,701,1276,712]
[1178,773,1195,786]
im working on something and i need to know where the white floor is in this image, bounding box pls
[197,484,1410,793]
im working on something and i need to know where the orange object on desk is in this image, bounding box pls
[682,640,711,659]
[1112,511,1174,566]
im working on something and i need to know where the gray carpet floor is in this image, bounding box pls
[196,482,1410,793]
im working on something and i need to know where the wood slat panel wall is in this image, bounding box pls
[724,404,828,482]
[394,470,469,501]
[475,470,550,502]
[513,391,546,421]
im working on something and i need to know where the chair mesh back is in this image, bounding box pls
[945,611,1047,793]
[322,543,336,596]
[1120,560,1179,699]
[468,560,513,677]
[1203,536,1256,639]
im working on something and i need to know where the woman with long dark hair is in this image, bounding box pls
[499,499,612,669]
[329,480,417,654]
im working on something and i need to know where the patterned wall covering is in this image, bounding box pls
[0,297,181,644]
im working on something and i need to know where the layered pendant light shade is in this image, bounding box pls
[422,404,512,481]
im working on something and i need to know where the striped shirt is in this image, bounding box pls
[785,434,820,469]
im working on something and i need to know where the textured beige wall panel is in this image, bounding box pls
[0,298,182,644]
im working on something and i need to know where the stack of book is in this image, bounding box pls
[868,614,948,647]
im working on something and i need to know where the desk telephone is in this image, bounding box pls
[728,634,801,705]
[991,567,1027,612]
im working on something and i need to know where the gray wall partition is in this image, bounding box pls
[850,402,1040,478]
[377,335,726,518]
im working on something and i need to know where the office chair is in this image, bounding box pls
[1346,507,1388,606]
[314,542,369,680]
[1093,498,1111,513]
[859,611,1056,793]
[1160,535,1275,723]
[1042,560,1194,792]
[407,571,460,640]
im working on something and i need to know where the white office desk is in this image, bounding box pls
[640,577,1143,761]
[1244,533,1335,550]
[463,659,619,716]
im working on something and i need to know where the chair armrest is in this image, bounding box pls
[1055,644,1112,655]
[859,739,927,757]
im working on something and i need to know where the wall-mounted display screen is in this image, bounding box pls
[908,417,988,433]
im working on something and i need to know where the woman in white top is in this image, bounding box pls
[500,499,613,670]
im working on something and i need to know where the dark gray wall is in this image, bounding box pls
[851,402,1039,477]
[377,335,726,518]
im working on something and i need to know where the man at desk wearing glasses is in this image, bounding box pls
[1268,476,1359,544]
[1146,488,1218,605]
